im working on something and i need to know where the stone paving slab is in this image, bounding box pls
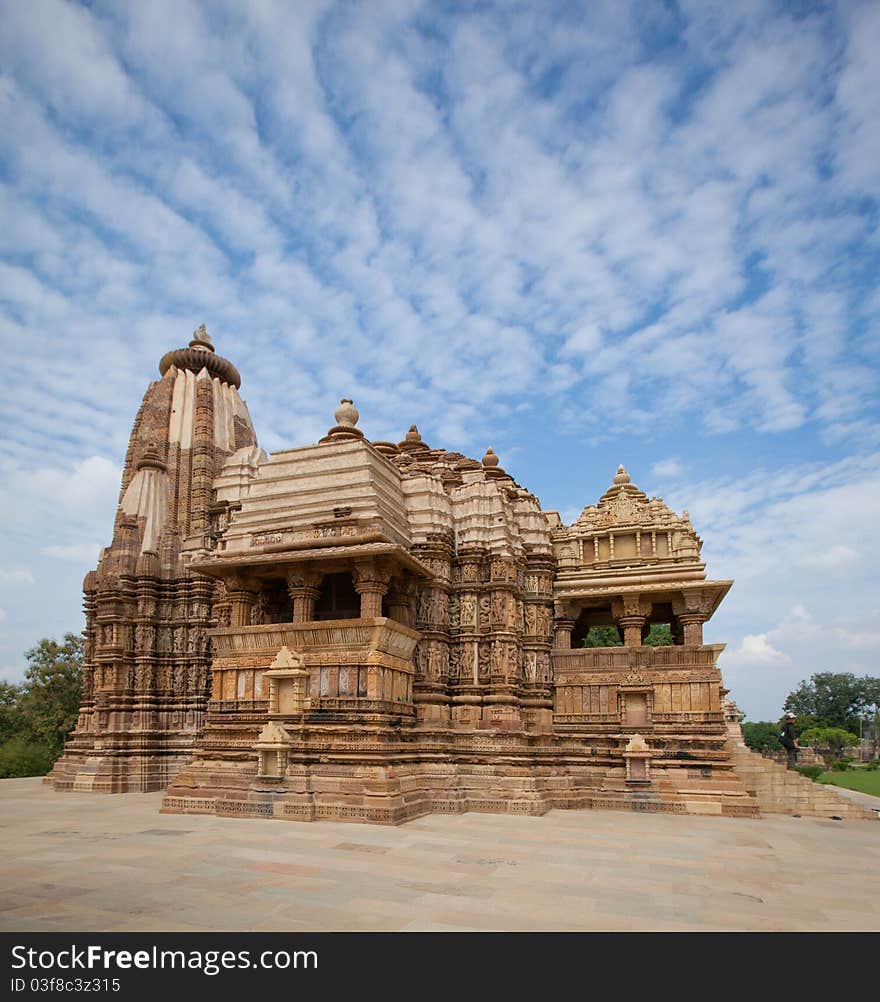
[1,777,878,932]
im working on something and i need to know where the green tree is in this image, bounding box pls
[582,626,622,647]
[0,737,55,778]
[17,634,83,758]
[644,623,674,646]
[783,672,880,732]
[0,634,83,778]
[797,726,859,760]
[742,721,782,754]
[0,680,23,744]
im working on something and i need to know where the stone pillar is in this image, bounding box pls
[225,574,260,627]
[387,576,417,627]
[286,567,322,624]
[618,615,647,647]
[677,613,706,646]
[353,560,392,619]
[612,596,650,648]
[554,623,574,648]
[521,556,555,732]
[482,555,521,730]
[412,535,454,728]
[450,548,484,728]
[673,591,713,646]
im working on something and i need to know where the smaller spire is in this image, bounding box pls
[481,445,512,482]
[399,424,429,453]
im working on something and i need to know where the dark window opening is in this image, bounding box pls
[257,579,293,624]
[315,572,360,620]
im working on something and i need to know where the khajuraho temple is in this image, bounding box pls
[48,326,762,822]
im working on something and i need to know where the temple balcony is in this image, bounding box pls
[208,617,420,719]
[552,644,727,729]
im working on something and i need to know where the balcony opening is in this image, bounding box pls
[644,622,674,646]
[572,607,622,648]
[257,578,293,624]
[315,571,360,621]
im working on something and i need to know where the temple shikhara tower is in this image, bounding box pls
[48,327,258,792]
[50,327,759,819]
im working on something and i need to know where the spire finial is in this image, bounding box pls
[319,397,364,444]
[613,464,631,485]
[334,398,359,428]
[189,323,214,352]
[482,447,500,469]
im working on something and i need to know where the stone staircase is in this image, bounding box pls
[728,741,879,821]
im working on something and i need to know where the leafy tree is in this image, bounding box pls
[644,623,674,646]
[784,672,880,732]
[742,721,782,754]
[17,634,83,758]
[797,726,859,760]
[0,680,23,744]
[0,634,83,778]
[582,626,622,647]
[0,737,55,778]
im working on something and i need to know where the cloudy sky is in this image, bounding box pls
[1,0,878,721]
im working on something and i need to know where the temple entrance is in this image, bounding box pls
[315,572,360,620]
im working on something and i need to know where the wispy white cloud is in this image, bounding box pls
[650,458,684,480]
[724,633,791,666]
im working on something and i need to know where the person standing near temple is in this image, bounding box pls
[780,712,799,769]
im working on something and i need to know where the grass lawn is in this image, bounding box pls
[818,770,880,798]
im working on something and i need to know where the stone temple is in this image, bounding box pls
[48,327,758,822]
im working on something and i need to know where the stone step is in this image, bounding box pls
[727,742,877,821]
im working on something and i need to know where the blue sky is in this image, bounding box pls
[0,0,878,721]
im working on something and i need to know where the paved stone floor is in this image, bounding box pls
[1,777,878,932]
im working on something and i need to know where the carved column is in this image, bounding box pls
[677,613,707,646]
[387,576,417,627]
[353,560,392,619]
[612,596,650,648]
[673,592,712,646]
[286,566,322,624]
[133,552,160,732]
[412,534,453,728]
[225,574,260,627]
[474,555,522,730]
[521,554,555,731]
[450,547,484,728]
[553,601,576,649]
